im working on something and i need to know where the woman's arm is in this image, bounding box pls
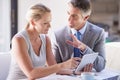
[12,36,35,79]
[12,36,79,79]
[46,35,56,66]
[45,35,80,75]
[45,36,72,74]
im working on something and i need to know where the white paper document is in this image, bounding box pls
[38,74,79,80]
[20,69,119,80]
[75,53,98,72]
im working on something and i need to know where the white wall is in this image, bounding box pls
[18,0,69,31]
[0,0,10,52]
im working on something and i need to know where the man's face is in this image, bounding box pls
[67,4,86,30]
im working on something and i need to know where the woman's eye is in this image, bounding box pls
[44,23,48,25]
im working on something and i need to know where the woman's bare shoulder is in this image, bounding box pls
[12,35,28,49]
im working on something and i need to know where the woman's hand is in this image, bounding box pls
[61,57,81,69]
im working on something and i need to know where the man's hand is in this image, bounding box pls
[82,63,93,72]
[73,63,93,75]
[66,34,86,52]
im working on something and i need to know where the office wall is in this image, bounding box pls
[0,0,10,52]
[90,0,119,34]
[18,0,69,31]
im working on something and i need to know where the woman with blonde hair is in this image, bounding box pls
[7,3,80,80]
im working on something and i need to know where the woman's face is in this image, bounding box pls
[34,12,51,34]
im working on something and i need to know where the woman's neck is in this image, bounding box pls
[26,26,40,41]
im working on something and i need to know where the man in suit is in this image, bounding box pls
[52,0,106,73]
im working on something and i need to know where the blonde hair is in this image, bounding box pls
[26,3,51,22]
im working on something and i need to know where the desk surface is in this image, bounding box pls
[21,69,119,80]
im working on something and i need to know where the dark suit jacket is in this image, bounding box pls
[52,21,106,72]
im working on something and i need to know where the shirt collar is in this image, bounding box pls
[71,22,87,35]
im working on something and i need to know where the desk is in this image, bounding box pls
[21,69,119,80]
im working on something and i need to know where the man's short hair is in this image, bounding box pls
[70,0,92,17]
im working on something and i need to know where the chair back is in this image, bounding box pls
[0,52,11,80]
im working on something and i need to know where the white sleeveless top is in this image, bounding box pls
[7,29,46,80]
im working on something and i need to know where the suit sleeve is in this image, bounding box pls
[51,32,62,63]
[52,43,62,63]
[85,29,106,72]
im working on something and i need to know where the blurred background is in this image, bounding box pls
[0,0,120,52]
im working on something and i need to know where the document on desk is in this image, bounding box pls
[19,69,119,80]
[38,74,80,80]
[75,53,98,72]
[19,74,80,80]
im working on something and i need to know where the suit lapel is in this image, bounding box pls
[82,23,93,45]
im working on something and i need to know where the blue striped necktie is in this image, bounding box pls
[74,31,82,57]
